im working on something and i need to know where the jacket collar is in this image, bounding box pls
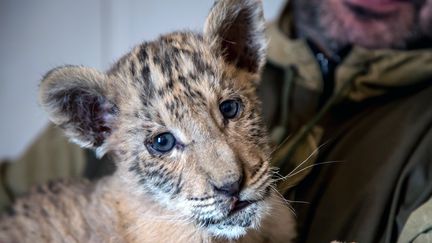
[266,15,432,101]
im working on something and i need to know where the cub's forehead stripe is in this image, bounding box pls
[109,33,222,125]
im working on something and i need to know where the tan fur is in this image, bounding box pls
[0,0,295,242]
[1,177,294,242]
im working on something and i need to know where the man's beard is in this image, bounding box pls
[292,0,432,52]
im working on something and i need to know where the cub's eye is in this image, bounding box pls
[219,100,241,119]
[150,132,176,153]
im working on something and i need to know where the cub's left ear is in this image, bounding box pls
[39,65,118,157]
[204,0,266,74]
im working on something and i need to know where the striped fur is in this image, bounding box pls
[0,0,295,242]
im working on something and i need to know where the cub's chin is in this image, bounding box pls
[203,198,270,240]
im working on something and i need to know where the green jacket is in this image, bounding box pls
[260,8,432,243]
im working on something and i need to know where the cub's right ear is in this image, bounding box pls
[204,0,266,75]
[39,65,118,156]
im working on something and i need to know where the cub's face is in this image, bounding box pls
[39,0,270,239]
[111,34,272,238]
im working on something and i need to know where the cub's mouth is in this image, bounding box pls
[229,200,256,215]
[194,194,271,239]
[189,169,274,239]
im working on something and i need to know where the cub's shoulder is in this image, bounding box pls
[0,178,104,242]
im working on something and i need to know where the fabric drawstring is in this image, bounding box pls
[271,65,295,144]
[273,67,355,193]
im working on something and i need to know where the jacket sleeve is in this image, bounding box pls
[397,197,432,243]
[0,124,86,211]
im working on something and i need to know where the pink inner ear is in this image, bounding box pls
[101,102,117,125]
[91,97,119,146]
[52,86,118,147]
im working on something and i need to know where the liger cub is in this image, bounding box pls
[0,0,295,242]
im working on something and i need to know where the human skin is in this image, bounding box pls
[293,0,432,55]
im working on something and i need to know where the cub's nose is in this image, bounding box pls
[212,176,243,197]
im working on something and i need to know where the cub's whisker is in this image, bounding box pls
[269,186,297,217]
[285,140,332,177]
[282,160,344,180]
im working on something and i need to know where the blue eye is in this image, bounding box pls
[150,132,176,153]
[219,100,240,119]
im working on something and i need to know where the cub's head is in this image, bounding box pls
[39,0,273,239]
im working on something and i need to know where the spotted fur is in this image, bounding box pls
[0,0,295,242]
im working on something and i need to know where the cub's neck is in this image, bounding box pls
[96,175,210,243]
[95,175,295,243]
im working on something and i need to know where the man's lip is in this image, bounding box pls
[344,0,411,14]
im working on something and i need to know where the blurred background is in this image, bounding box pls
[0,0,285,160]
